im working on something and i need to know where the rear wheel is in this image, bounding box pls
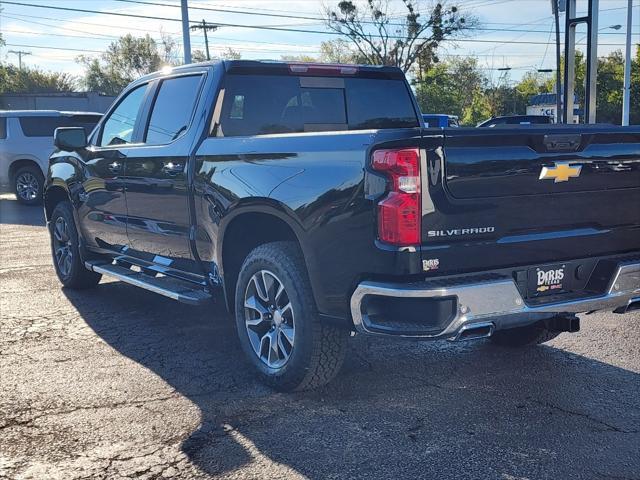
[490,322,560,347]
[13,165,44,205]
[234,241,348,391]
[50,201,102,289]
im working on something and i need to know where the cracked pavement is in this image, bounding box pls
[1,191,639,480]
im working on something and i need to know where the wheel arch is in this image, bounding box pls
[219,203,308,313]
[44,185,71,223]
[9,158,44,181]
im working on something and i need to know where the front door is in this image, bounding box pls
[123,73,205,265]
[76,82,151,251]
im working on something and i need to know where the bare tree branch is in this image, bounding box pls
[324,1,473,73]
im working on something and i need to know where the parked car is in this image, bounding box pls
[0,110,101,204]
[477,114,553,127]
[422,113,459,128]
[45,61,640,391]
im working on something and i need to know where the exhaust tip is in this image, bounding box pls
[614,298,640,314]
[454,322,495,341]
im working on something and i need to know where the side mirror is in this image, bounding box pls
[54,127,88,151]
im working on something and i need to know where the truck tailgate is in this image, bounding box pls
[420,125,640,274]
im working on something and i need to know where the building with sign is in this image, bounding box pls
[527,93,581,123]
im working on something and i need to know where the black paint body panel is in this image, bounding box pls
[45,60,640,324]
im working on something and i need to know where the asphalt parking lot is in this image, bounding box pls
[0,191,639,480]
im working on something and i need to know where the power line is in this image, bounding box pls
[5,43,103,54]
[110,0,636,35]
[2,28,124,42]
[0,11,182,37]
[7,10,618,56]
[0,1,631,46]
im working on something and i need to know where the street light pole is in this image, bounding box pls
[181,0,192,64]
[622,0,633,126]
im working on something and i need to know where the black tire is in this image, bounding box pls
[13,165,45,205]
[234,241,348,391]
[490,321,561,347]
[50,201,102,289]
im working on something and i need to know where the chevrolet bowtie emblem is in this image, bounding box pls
[539,162,582,183]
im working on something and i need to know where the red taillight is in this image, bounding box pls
[372,148,421,246]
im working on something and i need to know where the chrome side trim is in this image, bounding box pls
[350,261,640,339]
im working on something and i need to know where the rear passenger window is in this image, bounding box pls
[18,115,101,137]
[145,75,203,145]
[18,117,65,137]
[0,118,6,139]
[218,74,417,137]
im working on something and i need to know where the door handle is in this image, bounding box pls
[162,162,185,174]
[543,134,582,152]
[108,161,122,174]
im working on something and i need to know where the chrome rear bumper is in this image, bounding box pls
[350,261,640,339]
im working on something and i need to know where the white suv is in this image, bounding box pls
[0,110,102,205]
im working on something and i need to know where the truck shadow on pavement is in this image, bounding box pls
[64,283,640,479]
[0,195,46,227]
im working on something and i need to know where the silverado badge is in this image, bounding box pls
[539,162,582,183]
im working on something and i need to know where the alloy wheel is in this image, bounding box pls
[244,270,295,369]
[15,172,40,201]
[53,217,73,277]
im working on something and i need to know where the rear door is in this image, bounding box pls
[421,125,640,274]
[123,73,205,264]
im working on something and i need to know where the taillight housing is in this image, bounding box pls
[372,148,421,246]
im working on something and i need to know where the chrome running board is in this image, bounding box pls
[85,261,212,306]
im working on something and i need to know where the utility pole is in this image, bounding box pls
[552,0,565,123]
[181,0,192,64]
[563,0,599,124]
[190,19,218,60]
[622,0,633,126]
[8,50,31,70]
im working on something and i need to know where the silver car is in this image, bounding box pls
[0,110,101,205]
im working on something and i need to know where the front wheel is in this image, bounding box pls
[234,241,348,391]
[50,201,102,289]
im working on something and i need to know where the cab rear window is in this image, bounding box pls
[217,74,418,137]
[0,118,6,139]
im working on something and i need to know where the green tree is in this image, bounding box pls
[0,64,76,95]
[631,44,640,125]
[78,34,163,95]
[324,1,472,72]
[280,54,318,62]
[595,50,625,123]
[513,72,550,113]
[461,88,492,125]
[319,39,364,63]
[414,57,484,118]
[192,46,241,62]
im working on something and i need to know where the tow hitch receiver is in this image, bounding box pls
[547,315,580,333]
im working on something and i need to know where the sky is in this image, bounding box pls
[0,0,638,82]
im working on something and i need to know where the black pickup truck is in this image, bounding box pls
[46,60,640,391]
